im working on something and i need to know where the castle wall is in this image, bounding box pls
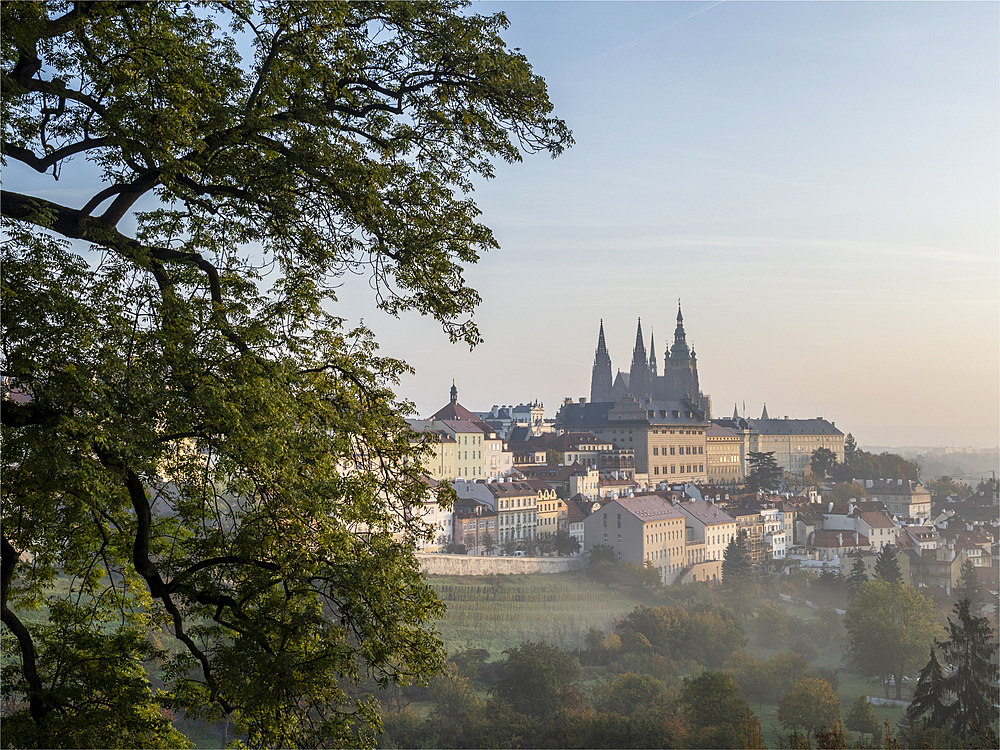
[416,553,585,576]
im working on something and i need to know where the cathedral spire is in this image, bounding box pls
[590,319,613,403]
[733,403,739,420]
[596,319,608,358]
[761,403,769,419]
[629,318,651,402]
[648,329,657,376]
[670,301,690,359]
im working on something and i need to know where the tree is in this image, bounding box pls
[952,558,981,612]
[843,433,858,465]
[488,642,579,718]
[843,580,942,700]
[553,529,581,556]
[810,447,838,478]
[937,599,999,741]
[905,648,949,732]
[723,529,753,582]
[846,555,869,601]
[481,532,496,556]
[679,671,750,749]
[777,677,841,738]
[747,451,783,493]
[592,672,671,719]
[545,449,564,466]
[845,695,879,739]
[873,545,902,582]
[0,2,570,747]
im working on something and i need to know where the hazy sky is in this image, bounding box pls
[8,2,997,448]
[337,1,999,449]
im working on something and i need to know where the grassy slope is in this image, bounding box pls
[426,571,649,656]
[428,571,911,746]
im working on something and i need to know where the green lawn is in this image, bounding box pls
[426,572,649,656]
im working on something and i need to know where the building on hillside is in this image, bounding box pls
[566,495,589,554]
[868,480,932,521]
[823,510,897,553]
[676,500,737,569]
[589,305,712,417]
[706,423,745,485]
[748,413,845,476]
[415,477,454,552]
[582,495,689,584]
[453,500,497,555]
[555,396,709,482]
[804,529,869,563]
[408,430,456,482]
[729,507,767,565]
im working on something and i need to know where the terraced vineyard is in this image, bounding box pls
[426,572,647,655]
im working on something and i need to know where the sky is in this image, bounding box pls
[7,2,998,449]
[335,1,1000,449]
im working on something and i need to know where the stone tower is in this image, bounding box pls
[662,302,700,403]
[590,319,613,403]
[628,318,651,403]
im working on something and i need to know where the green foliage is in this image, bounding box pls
[952,558,981,612]
[679,670,750,749]
[592,672,672,719]
[748,452,783,493]
[845,696,879,738]
[873,546,902,583]
[489,642,580,718]
[615,604,744,669]
[846,555,869,601]
[810,448,838,478]
[723,528,753,583]
[553,529,581,556]
[937,599,999,741]
[905,648,949,732]
[1,1,570,746]
[777,677,841,737]
[843,580,942,700]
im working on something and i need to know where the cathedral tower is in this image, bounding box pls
[590,319,613,403]
[629,318,651,402]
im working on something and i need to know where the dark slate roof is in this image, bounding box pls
[747,418,843,436]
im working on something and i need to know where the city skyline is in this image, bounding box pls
[334,1,999,448]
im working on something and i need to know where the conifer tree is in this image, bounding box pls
[747,452,783,493]
[938,599,999,741]
[874,545,902,582]
[723,529,753,582]
[905,648,949,731]
[846,555,868,601]
[952,558,980,613]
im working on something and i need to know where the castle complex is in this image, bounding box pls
[590,303,712,418]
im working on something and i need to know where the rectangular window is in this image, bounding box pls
[654,466,659,475]
[617,514,621,528]
[653,447,659,456]
[670,465,676,474]
[698,447,704,454]
[617,534,622,544]
[670,446,675,455]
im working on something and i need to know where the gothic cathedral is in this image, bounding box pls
[590,304,712,418]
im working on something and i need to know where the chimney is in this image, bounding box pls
[579,397,587,403]
[564,397,572,405]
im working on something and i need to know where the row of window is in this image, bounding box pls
[652,445,703,456]
[653,464,704,475]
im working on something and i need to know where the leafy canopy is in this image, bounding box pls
[0,1,570,747]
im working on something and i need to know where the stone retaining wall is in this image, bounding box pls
[416,553,585,576]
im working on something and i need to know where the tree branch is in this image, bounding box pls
[1,536,51,726]
[2,137,114,174]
